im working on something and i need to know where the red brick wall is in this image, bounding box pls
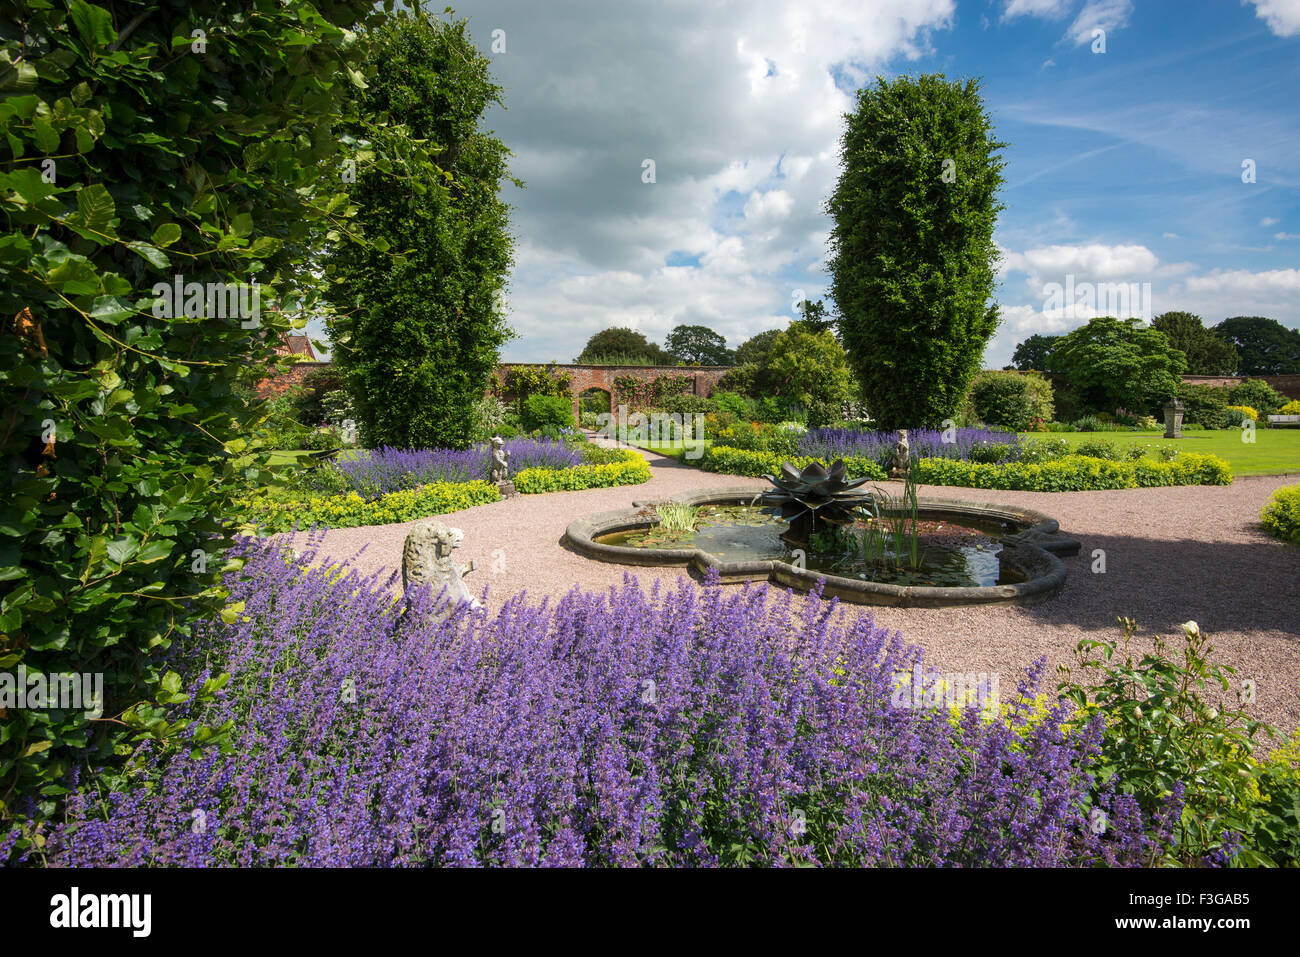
[1181,374,1300,401]
[494,363,731,414]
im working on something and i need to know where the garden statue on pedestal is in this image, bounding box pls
[490,435,517,498]
[401,520,480,618]
[889,429,911,479]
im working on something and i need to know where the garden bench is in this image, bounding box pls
[1267,414,1300,427]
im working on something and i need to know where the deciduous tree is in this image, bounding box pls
[1211,316,1300,375]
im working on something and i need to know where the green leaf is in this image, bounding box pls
[151,223,182,247]
[0,60,38,94]
[46,254,101,295]
[105,537,139,565]
[89,295,135,324]
[68,0,118,48]
[136,540,173,563]
[32,118,60,153]
[125,242,170,269]
[71,183,117,235]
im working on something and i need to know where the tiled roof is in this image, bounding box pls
[275,334,317,359]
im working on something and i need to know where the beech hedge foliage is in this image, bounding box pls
[828,75,1005,429]
[0,0,392,842]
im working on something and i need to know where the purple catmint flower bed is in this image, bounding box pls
[797,426,1020,465]
[41,538,1176,867]
[336,439,581,498]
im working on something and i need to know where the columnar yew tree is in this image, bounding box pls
[327,11,517,450]
[0,0,381,842]
[827,75,1005,429]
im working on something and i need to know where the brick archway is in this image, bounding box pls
[494,363,731,418]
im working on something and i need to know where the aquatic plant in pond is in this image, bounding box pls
[758,459,873,543]
[34,538,1174,867]
[654,502,699,533]
[870,469,922,570]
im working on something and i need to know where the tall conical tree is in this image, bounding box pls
[327,8,518,449]
[827,75,1005,429]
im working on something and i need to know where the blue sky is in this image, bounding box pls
[317,1,1300,367]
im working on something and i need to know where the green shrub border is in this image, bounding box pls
[1260,484,1300,544]
[515,451,651,492]
[914,453,1232,491]
[236,481,503,533]
[699,446,1232,490]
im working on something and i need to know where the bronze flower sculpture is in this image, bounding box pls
[758,459,874,545]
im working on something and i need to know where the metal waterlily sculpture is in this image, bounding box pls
[758,459,874,545]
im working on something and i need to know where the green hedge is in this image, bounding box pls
[237,481,502,532]
[913,453,1232,491]
[700,446,1232,490]
[1261,485,1300,544]
[515,452,651,492]
[700,446,888,481]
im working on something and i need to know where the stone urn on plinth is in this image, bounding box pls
[1163,398,1185,439]
[490,435,517,498]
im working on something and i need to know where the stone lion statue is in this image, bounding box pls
[401,519,479,613]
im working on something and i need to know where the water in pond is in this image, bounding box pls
[597,505,1026,588]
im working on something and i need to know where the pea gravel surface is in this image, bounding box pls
[301,447,1300,736]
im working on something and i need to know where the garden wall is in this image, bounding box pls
[1180,374,1300,400]
[495,362,731,416]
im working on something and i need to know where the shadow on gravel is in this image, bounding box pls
[1012,531,1300,638]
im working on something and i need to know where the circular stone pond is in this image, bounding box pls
[564,486,1082,608]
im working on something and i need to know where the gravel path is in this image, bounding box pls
[303,451,1300,735]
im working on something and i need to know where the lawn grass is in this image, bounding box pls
[640,439,711,459]
[1021,428,1300,476]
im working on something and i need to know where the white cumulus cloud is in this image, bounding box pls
[1243,0,1300,37]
